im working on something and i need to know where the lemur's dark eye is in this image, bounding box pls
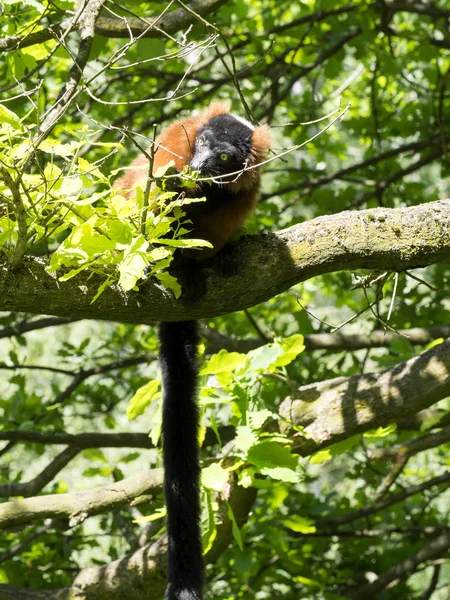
[220,153,228,161]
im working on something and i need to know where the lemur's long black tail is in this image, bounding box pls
[159,321,203,600]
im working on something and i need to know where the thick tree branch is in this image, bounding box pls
[280,337,450,455]
[95,0,227,38]
[0,316,78,339]
[1,199,450,322]
[0,469,163,529]
[0,0,227,52]
[0,540,167,600]
[0,431,153,448]
[202,324,450,354]
[0,425,234,450]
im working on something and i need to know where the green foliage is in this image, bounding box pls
[126,378,160,420]
[0,115,210,298]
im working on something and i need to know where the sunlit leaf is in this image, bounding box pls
[126,379,161,420]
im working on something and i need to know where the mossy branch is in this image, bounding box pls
[280,337,450,455]
[1,199,449,322]
[0,0,227,52]
[0,469,163,529]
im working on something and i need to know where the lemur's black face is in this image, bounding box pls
[190,114,254,180]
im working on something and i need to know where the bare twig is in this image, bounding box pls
[373,455,408,501]
[36,0,108,140]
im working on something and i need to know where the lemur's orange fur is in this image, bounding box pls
[114,102,271,258]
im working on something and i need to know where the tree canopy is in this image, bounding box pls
[0,1,449,599]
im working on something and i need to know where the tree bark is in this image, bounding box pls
[280,337,450,455]
[0,469,163,529]
[1,199,450,322]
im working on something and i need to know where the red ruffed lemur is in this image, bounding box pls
[115,102,271,600]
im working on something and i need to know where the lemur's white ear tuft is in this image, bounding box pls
[229,114,256,131]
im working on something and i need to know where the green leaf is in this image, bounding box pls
[248,441,297,470]
[83,466,113,477]
[152,237,213,248]
[310,449,332,464]
[78,157,109,183]
[147,247,171,261]
[292,575,322,588]
[310,436,361,463]
[238,468,255,488]
[260,466,300,483]
[247,345,284,372]
[58,263,93,282]
[272,334,305,367]
[104,220,133,245]
[424,337,445,351]
[0,104,22,130]
[200,350,246,375]
[48,244,88,270]
[202,462,229,491]
[234,425,258,454]
[328,436,361,454]
[91,278,113,304]
[154,161,175,177]
[133,507,166,523]
[364,424,397,438]
[110,193,139,218]
[59,176,83,198]
[282,515,316,533]
[118,236,150,291]
[389,337,413,357]
[149,398,162,446]
[69,222,117,255]
[227,503,243,551]
[154,271,182,298]
[82,448,107,462]
[202,490,217,554]
[120,452,140,463]
[39,138,78,157]
[126,379,160,420]
[248,409,274,430]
